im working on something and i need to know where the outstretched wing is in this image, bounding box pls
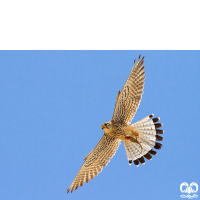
[67,135,121,193]
[112,55,145,124]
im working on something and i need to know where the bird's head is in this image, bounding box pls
[101,122,112,133]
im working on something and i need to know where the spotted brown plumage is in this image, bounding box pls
[112,56,145,124]
[67,55,164,193]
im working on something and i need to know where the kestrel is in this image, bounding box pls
[67,55,163,193]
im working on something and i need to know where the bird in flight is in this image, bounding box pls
[67,55,163,193]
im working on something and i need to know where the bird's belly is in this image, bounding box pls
[124,125,140,137]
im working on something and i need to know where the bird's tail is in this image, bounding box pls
[123,114,163,166]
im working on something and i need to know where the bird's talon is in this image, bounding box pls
[131,137,143,154]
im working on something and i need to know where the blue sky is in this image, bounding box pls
[0,51,199,200]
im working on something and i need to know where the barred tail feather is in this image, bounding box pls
[123,114,163,166]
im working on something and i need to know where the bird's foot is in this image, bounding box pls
[130,137,143,154]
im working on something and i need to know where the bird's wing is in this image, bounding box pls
[112,55,145,124]
[67,135,121,193]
